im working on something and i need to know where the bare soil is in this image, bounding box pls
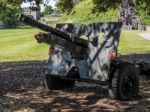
[0,55,150,112]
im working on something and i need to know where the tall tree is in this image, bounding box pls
[93,0,150,13]
[0,0,21,27]
[56,0,74,12]
[43,5,53,14]
[93,0,121,12]
[55,0,82,12]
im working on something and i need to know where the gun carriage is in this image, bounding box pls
[16,13,150,100]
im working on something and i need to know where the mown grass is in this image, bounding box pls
[0,29,49,62]
[0,29,150,62]
[119,30,150,54]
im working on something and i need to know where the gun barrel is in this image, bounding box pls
[16,13,88,48]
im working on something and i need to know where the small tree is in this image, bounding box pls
[43,5,53,14]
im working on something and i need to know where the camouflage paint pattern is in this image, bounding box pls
[47,22,122,81]
[17,14,122,81]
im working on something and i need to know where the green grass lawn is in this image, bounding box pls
[119,30,150,54]
[0,29,150,62]
[0,29,49,62]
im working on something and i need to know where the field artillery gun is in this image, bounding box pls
[16,13,141,100]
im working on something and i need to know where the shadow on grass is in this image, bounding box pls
[0,60,150,112]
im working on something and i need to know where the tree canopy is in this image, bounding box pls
[5,0,150,15]
[93,0,150,13]
[54,0,150,14]
[43,5,53,14]
[1,0,150,27]
[0,0,21,27]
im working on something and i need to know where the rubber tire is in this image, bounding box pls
[45,74,75,90]
[109,63,139,101]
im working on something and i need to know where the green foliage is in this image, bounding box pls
[93,0,150,12]
[55,0,83,13]
[0,0,21,27]
[93,0,121,12]
[43,5,53,14]
[7,0,22,6]
[47,14,63,17]
[135,1,150,25]
[93,0,150,25]
[58,0,150,25]
[35,0,42,6]
[56,0,74,12]
[60,0,118,24]
[142,18,150,25]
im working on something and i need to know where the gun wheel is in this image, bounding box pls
[109,63,139,100]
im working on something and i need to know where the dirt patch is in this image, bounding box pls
[0,59,150,112]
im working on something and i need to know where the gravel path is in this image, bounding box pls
[138,32,150,41]
[0,57,150,112]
